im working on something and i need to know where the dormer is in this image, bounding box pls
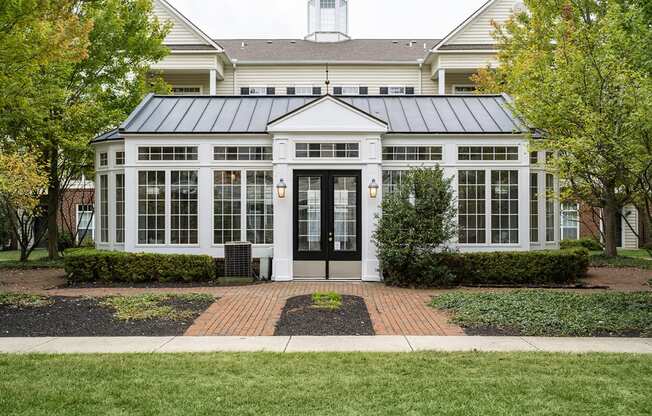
[305,0,350,43]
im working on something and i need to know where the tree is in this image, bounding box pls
[372,167,457,287]
[473,0,652,256]
[0,152,48,261]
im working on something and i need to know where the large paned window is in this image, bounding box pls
[138,171,165,244]
[214,146,272,161]
[382,170,407,195]
[171,171,198,244]
[458,146,518,161]
[138,146,198,161]
[99,175,108,242]
[213,171,241,244]
[115,174,125,243]
[530,173,538,243]
[382,146,442,161]
[546,174,555,242]
[296,143,359,158]
[458,170,486,244]
[561,202,580,240]
[246,171,274,244]
[491,170,519,244]
[76,204,94,243]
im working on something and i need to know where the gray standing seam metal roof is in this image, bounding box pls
[104,94,526,140]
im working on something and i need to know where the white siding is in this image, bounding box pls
[151,53,219,71]
[448,0,518,45]
[622,205,639,249]
[153,0,207,45]
[434,54,499,71]
[161,73,211,94]
[216,64,236,95]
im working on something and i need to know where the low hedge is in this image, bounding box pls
[560,237,602,251]
[64,249,215,283]
[382,248,589,288]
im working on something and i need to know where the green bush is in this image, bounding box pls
[560,237,602,251]
[383,248,589,288]
[64,248,215,283]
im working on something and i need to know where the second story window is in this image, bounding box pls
[138,146,198,161]
[171,86,202,96]
[287,86,322,95]
[453,85,476,95]
[241,87,275,96]
[99,153,108,166]
[115,151,125,166]
[380,86,415,95]
[333,86,367,95]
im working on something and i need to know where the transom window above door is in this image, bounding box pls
[296,143,359,158]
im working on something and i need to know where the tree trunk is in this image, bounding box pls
[602,203,619,257]
[636,203,651,247]
[46,147,60,260]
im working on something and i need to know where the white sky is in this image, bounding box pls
[167,0,488,39]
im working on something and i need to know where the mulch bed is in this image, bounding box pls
[274,295,374,336]
[0,296,214,337]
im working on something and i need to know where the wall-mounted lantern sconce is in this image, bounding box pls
[368,179,379,198]
[276,179,287,199]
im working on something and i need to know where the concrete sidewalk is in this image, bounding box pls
[1,336,651,354]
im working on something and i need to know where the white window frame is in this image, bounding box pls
[457,145,520,162]
[99,153,108,167]
[171,85,203,96]
[170,170,199,245]
[137,170,167,246]
[295,142,360,159]
[560,202,580,240]
[386,86,406,95]
[294,86,318,95]
[452,84,476,95]
[137,146,198,161]
[76,204,95,243]
[334,86,360,95]
[115,151,125,166]
[247,86,268,96]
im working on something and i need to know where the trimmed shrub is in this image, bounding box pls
[560,237,602,251]
[64,248,215,283]
[383,248,589,288]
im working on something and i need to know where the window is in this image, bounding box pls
[213,171,241,244]
[171,171,198,244]
[546,174,555,242]
[491,170,519,244]
[115,151,125,166]
[76,204,94,243]
[380,86,415,95]
[382,146,442,161]
[99,175,108,242]
[171,86,202,95]
[115,173,125,243]
[138,146,198,161]
[287,86,321,95]
[458,170,486,244]
[453,85,476,95]
[382,170,407,195]
[296,143,359,158]
[246,171,274,244]
[529,151,538,165]
[530,173,538,243]
[241,87,275,96]
[99,153,108,167]
[138,171,165,244]
[214,146,272,161]
[458,146,519,161]
[321,0,335,7]
[333,86,366,95]
[561,202,579,240]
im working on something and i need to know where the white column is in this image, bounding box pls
[209,69,217,95]
[438,68,446,95]
[272,138,292,281]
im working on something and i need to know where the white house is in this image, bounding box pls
[92,0,573,281]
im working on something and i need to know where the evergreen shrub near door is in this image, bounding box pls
[64,249,215,283]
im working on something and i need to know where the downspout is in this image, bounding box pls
[417,58,424,95]
[232,59,238,95]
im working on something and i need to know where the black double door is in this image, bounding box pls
[293,170,362,269]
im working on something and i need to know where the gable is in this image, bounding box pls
[446,0,520,46]
[267,97,387,133]
[153,0,212,46]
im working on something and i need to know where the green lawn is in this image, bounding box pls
[0,249,64,269]
[0,352,650,415]
[432,291,652,337]
[0,249,48,261]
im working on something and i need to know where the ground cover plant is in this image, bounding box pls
[0,293,214,337]
[590,254,652,270]
[311,292,342,309]
[0,352,650,416]
[431,291,652,337]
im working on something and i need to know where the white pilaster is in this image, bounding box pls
[209,69,217,95]
[438,68,446,95]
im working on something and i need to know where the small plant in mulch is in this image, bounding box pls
[311,292,342,310]
[100,293,214,321]
[0,292,52,308]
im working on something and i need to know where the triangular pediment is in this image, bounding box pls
[153,0,221,49]
[267,96,387,133]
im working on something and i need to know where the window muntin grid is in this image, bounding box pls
[115,151,125,166]
[458,146,519,161]
[458,170,486,244]
[334,86,360,95]
[115,173,125,243]
[491,170,519,244]
[297,176,322,252]
[76,204,94,243]
[138,171,165,244]
[333,176,357,252]
[530,173,538,243]
[171,171,198,245]
[214,171,241,244]
[546,174,555,242]
[99,153,108,166]
[99,175,108,243]
[295,143,359,158]
[213,146,272,161]
[246,171,274,244]
[560,202,579,240]
[382,170,407,195]
[138,146,198,161]
[171,86,201,95]
[382,146,442,161]
[453,85,476,95]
